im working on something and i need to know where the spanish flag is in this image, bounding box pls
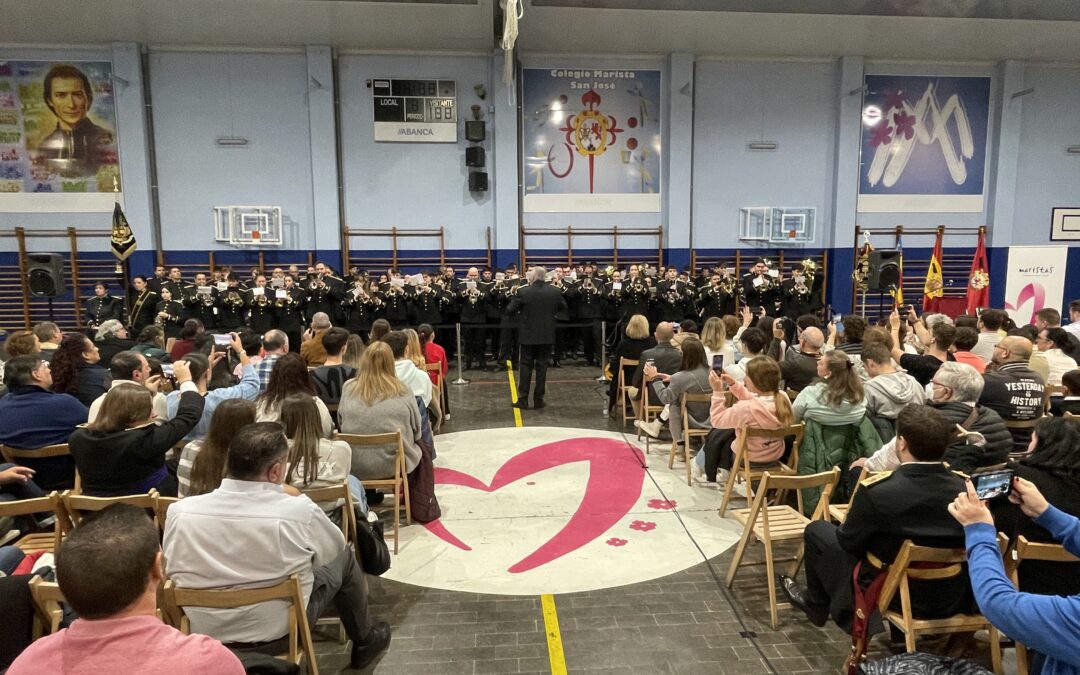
[923,228,944,312]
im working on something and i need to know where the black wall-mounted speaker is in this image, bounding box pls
[465,146,485,168]
[465,121,486,142]
[468,171,488,193]
[27,253,65,298]
[866,250,902,292]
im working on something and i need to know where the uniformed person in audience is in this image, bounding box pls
[85,282,124,330]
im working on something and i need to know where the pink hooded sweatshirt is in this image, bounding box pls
[709,380,788,464]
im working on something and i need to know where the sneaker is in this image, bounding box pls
[634,418,664,439]
[443,413,451,421]
[733,480,747,498]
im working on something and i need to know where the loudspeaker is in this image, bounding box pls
[468,171,488,192]
[27,253,65,298]
[465,121,486,142]
[866,249,902,292]
[465,146,485,168]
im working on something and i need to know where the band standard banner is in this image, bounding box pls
[521,67,661,213]
[1003,246,1068,326]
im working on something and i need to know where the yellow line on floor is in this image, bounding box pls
[505,359,523,428]
[540,594,568,675]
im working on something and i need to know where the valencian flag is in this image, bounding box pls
[111,201,137,262]
[892,234,905,308]
[923,228,945,312]
[966,228,990,315]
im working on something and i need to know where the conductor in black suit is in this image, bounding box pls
[507,267,567,410]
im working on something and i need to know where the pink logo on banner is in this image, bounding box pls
[1005,282,1046,326]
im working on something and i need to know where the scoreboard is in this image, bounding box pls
[372,78,457,143]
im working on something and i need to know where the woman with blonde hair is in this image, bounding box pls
[342,333,365,370]
[606,314,656,415]
[792,350,867,425]
[700,316,736,370]
[403,329,427,369]
[69,360,203,496]
[279,393,367,513]
[694,356,794,483]
[338,341,423,480]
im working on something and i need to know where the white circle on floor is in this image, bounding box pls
[383,426,742,596]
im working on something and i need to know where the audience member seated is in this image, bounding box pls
[300,312,332,367]
[0,355,86,490]
[635,338,712,445]
[368,318,391,343]
[310,327,356,415]
[163,423,391,669]
[793,351,867,426]
[1035,327,1078,386]
[0,464,50,531]
[255,329,289,391]
[338,341,422,481]
[700,316,736,371]
[165,339,258,442]
[131,325,169,363]
[32,322,62,361]
[50,333,109,408]
[862,342,924,441]
[6,504,244,675]
[980,336,1046,457]
[88,350,168,424]
[1049,370,1080,417]
[418,324,447,419]
[781,405,971,632]
[169,319,203,362]
[735,326,767,365]
[93,319,136,367]
[949,478,1080,675]
[989,416,1080,597]
[695,356,792,483]
[70,360,203,497]
[606,314,655,414]
[857,362,1012,476]
[177,399,256,498]
[952,326,986,373]
[281,393,366,513]
[628,322,681,414]
[777,326,823,394]
[343,334,366,370]
[256,353,334,437]
[888,309,956,387]
[382,330,433,408]
[971,308,1007,364]
[670,319,700,351]
[231,328,264,379]
[1036,307,1080,359]
[4,330,40,361]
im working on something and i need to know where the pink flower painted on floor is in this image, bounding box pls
[630,520,656,532]
[647,499,676,510]
[606,538,628,547]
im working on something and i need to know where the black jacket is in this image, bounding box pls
[631,341,682,390]
[978,362,1046,453]
[72,363,111,408]
[933,401,1013,475]
[95,336,136,370]
[507,281,568,345]
[69,389,204,495]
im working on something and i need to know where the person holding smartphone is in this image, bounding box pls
[163,333,258,442]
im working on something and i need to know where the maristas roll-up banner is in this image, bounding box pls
[1004,246,1068,326]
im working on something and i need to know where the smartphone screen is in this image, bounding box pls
[712,354,724,373]
[161,364,174,378]
[973,470,1014,501]
[213,334,232,352]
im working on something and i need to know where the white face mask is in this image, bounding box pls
[925,382,936,400]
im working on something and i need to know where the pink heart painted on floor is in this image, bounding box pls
[423,438,646,573]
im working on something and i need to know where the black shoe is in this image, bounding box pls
[778,575,826,627]
[366,490,386,507]
[350,622,392,669]
[533,400,546,410]
[512,400,529,409]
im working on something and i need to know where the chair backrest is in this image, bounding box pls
[618,358,639,387]
[62,491,159,531]
[298,482,356,545]
[0,493,63,550]
[335,432,406,478]
[755,467,839,522]
[740,423,804,470]
[1014,535,1080,565]
[1003,418,1038,430]
[680,391,713,432]
[1067,412,1079,420]
[877,540,970,613]
[164,574,316,672]
[0,443,72,462]
[28,576,65,637]
[424,362,442,382]
[154,495,179,532]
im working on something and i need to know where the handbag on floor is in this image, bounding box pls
[356,512,391,576]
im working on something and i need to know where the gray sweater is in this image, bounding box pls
[338,391,423,480]
[650,366,712,442]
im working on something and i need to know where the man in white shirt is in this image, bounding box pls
[1064,300,1080,340]
[970,309,1005,364]
[87,350,168,423]
[163,423,391,669]
[382,330,432,407]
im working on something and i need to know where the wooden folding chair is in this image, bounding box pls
[877,540,1003,674]
[670,392,712,485]
[0,492,63,554]
[336,432,409,554]
[163,574,318,675]
[299,482,356,643]
[424,362,447,415]
[718,423,804,517]
[725,468,840,628]
[154,495,179,533]
[828,466,872,524]
[28,576,65,638]
[1044,384,1067,412]
[0,443,80,494]
[637,380,666,460]
[1005,536,1080,675]
[617,357,639,427]
[61,491,160,532]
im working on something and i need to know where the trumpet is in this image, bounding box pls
[464,285,481,304]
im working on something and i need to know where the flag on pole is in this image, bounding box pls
[966,229,989,315]
[923,229,944,312]
[891,234,904,308]
[110,201,137,262]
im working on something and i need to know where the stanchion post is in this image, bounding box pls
[597,320,610,383]
[452,322,469,385]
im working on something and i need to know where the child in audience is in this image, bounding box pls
[280,393,366,514]
[792,350,866,425]
[179,399,256,497]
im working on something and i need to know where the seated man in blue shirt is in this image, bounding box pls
[164,334,259,441]
[0,355,87,489]
[949,477,1080,675]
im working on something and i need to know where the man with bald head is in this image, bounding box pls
[506,267,567,409]
[779,325,824,393]
[979,335,1046,457]
[627,322,682,415]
